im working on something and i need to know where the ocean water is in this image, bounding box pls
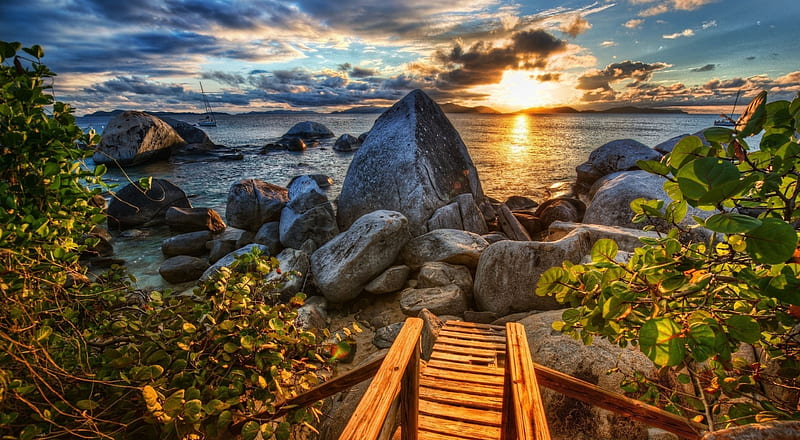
[76,111,727,288]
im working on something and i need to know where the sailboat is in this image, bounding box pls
[714,90,741,127]
[197,82,217,127]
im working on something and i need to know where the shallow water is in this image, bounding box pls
[77,111,729,289]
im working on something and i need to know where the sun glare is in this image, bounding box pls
[488,70,566,112]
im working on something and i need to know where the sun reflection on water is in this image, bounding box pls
[507,113,532,162]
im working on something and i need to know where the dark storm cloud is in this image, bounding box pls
[434,29,567,88]
[577,60,669,101]
[691,64,716,72]
[84,76,187,96]
[536,73,561,82]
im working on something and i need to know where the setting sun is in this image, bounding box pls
[486,70,569,112]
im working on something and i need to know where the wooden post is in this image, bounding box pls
[504,322,551,440]
[400,332,420,440]
[339,317,423,440]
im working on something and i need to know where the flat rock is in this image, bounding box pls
[159,255,209,284]
[162,230,213,257]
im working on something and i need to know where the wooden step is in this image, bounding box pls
[422,365,506,386]
[419,384,503,410]
[419,398,502,426]
[419,376,504,398]
[425,359,504,376]
[418,414,501,440]
[438,329,506,343]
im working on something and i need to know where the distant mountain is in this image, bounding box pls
[81,109,233,117]
[518,106,580,114]
[591,106,687,114]
[331,106,386,114]
[240,110,319,115]
[439,103,501,114]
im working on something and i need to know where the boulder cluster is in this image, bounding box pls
[93,89,726,440]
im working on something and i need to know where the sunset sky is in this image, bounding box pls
[2,0,798,114]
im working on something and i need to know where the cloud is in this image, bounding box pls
[691,64,716,72]
[701,20,717,29]
[577,60,670,101]
[600,41,617,47]
[623,19,645,29]
[536,73,561,82]
[635,0,718,16]
[639,4,669,17]
[663,29,695,39]
[559,15,592,38]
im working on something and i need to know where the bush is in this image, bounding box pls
[538,91,800,431]
[0,42,338,440]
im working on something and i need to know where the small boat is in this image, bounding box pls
[713,90,740,127]
[197,82,217,127]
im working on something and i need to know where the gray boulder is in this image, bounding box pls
[364,265,411,295]
[534,198,585,229]
[279,175,338,249]
[284,121,334,139]
[337,89,484,236]
[575,139,662,194]
[226,179,288,231]
[401,229,489,270]
[546,221,660,253]
[583,171,711,236]
[162,230,213,257]
[373,322,404,349]
[162,117,214,146]
[159,255,209,284]
[426,202,463,231]
[165,206,226,233]
[455,193,488,235]
[400,285,468,317]
[473,229,593,315]
[296,296,328,331]
[310,210,411,303]
[417,262,473,300]
[519,310,656,439]
[94,111,185,166]
[199,244,270,282]
[253,221,283,256]
[333,133,361,152]
[107,179,191,229]
[207,238,238,264]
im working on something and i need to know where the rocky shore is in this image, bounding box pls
[87,89,731,439]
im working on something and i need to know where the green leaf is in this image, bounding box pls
[637,159,670,176]
[241,421,261,440]
[675,157,740,203]
[639,318,685,367]
[269,317,285,331]
[163,390,185,417]
[591,239,618,263]
[704,213,762,233]
[537,267,568,297]
[726,315,761,344]
[22,45,44,59]
[687,323,716,363]
[275,421,291,440]
[183,399,203,423]
[35,325,53,341]
[602,296,626,320]
[744,218,798,264]
[76,399,100,410]
[669,135,706,169]
[703,127,735,144]
[737,91,767,137]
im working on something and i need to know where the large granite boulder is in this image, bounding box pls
[546,221,660,253]
[162,230,213,257]
[417,262,473,300]
[284,121,334,139]
[575,139,662,194]
[473,229,593,315]
[165,206,226,233]
[279,175,338,250]
[364,265,411,295]
[253,221,282,256]
[310,210,411,303]
[583,171,711,236]
[226,179,288,231]
[401,229,489,270]
[520,310,657,439]
[107,179,191,229]
[161,117,214,146]
[337,89,484,235]
[94,111,185,166]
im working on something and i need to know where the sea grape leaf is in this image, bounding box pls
[637,159,670,176]
[675,157,740,202]
[726,315,761,344]
[669,136,706,169]
[640,318,685,367]
[591,239,618,263]
[744,218,798,264]
[704,213,762,234]
[703,127,735,144]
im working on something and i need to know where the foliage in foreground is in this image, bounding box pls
[538,91,800,431]
[0,41,336,439]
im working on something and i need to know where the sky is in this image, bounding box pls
[1,0,799,115]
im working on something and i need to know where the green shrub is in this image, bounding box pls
[538,91,800,430]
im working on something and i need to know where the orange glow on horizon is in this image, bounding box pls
[483,69,575,113]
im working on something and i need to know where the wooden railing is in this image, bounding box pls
[339,317,423,440]
[501,322,551,440]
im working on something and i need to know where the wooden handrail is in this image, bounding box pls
[339,317,423,440]
[533,362,704,440]
[501,322,551,440]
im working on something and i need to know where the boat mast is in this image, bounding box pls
[200,81,215,121]
[729,90,741,119]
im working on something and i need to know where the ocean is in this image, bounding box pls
[76,111,729,289]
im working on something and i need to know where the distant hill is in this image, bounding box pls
[331,106,386,114]
[519,106,580,114]
[81,109,234,117]
[439,103,501,114]
[516,105,686,115]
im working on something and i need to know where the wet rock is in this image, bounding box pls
[337,89,484,236]
[159,255,209,284]
[162,230,213,257]
[225,178,288,231]
[165,206,226,233]
[279,175,338,249]
[107,179,191,229]
[253,221,282,256]
[162,117,214,146]
[333,133,361,152]
[94,111,185,166]
[284,121,334,139]
[311,210,411,303]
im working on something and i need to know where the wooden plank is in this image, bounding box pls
[340,317,424,440]
[426,359,504,377]
[401,340,420,440]
[418,414,501,440]
[419,399,502,426]
[418,385,503,410]
[440,325,505,336]
[420,377,504,398]
[435,336,506,351]
[429,350,496,365]
[438,329,506,343]
[431,343,499,358]
[533,363,704,440]
[444,320,505,331]
[503,322,551,440]
[417,429,482,440]
[422,366,505,386]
